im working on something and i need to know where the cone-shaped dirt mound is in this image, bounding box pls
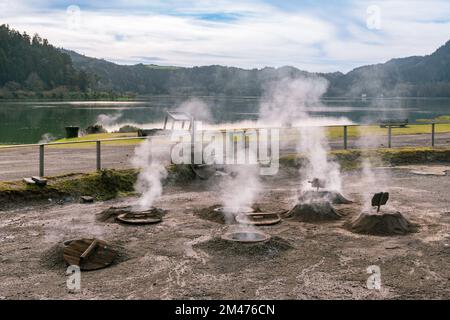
[299,191,353,204]
[348,211,418,236]
[284,201,343,222]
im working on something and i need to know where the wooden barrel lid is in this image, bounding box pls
[235,212,281,226]
[63,238,116,271]
[116,210,162,225]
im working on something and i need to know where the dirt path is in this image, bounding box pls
[1,133,450,181]
[0,166,449,299]
[0,145,137,181]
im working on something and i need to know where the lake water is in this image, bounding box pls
[1,96,449,144]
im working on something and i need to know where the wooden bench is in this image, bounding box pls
[379,119,408,128]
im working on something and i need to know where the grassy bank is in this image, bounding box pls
[0,165,194,209]
[2,123,449,149]
[326,124,450,139]
[0,169,138,209]
[1,147,449,208]
[51,132,144,148]
[280,146,450,170]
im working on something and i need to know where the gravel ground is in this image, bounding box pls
[0,165,449,299]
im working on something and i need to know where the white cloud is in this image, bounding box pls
[1,0,449,72]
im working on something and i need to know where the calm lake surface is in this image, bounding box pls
[1,96,450,144]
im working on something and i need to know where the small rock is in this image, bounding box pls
[80,196,94,203]
[31,176,47,186]
[23,178,35,185]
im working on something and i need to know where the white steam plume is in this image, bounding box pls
[259,76,328,126]
[175,98,212,123]
[259,76,343,194]
[38,133,56,144]
[221,163,261,214]
[96,113,122,128]
[356,123,392,213]
[131,138,168,210]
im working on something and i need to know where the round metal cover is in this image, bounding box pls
[214,206,254,214]
[116,209,163,225]
[235,213,281,226]
[63,238,116,271]
[221,231,271,243]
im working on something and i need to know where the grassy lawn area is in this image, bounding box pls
[326,123,450,139]
[48,132,144,148]
[1,123,450,149]
[280,146,450,170]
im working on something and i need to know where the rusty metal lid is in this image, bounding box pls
[221,231,271,243]
[115,209,163,225]
[63,238,116,271]
[213,206,254,214]
[235,213,281,226]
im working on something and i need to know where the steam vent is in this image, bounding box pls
[221,231,271,244]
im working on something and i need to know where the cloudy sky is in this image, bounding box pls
[1,0,449,72]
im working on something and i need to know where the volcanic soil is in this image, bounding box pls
[0,165,449,299]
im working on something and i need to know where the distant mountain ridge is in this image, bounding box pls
[1,23,449,98]
[327,40,450,97]
[65,39,450,97]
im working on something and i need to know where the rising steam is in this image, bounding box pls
[260,76,343,194]
[132,138,168,210]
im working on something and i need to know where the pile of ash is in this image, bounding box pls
[347,211,418,236]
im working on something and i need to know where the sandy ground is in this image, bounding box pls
[0,164,449,300]
[1,132,449,181]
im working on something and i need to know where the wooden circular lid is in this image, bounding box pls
[63,238,116,271]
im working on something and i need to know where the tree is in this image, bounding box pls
[25,72,45,91]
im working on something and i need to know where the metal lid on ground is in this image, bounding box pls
[213,206,254,215]
[221,231,271,244]
[235,212,281,226]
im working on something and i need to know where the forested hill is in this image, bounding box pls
[1,24,450,98]
[327,40,450,97]
[65,39,450,98]
[64,49,330,96]
[0,24,91,95]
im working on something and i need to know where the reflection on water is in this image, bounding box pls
[0,96,449,144]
